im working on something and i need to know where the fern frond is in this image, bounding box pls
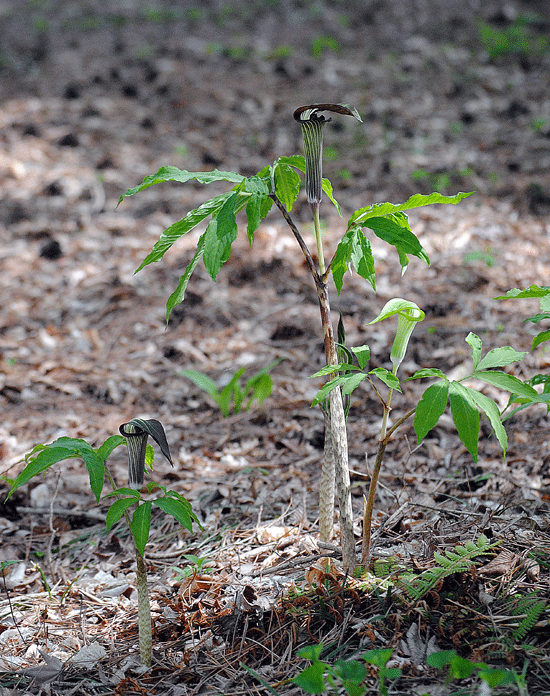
[401,534,500,601]
[510,595,547,642]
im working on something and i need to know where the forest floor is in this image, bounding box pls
[0,1,549,694]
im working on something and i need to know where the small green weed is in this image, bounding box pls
[182,361,278,417]
[310,35,341,57]
[477,15,549,60]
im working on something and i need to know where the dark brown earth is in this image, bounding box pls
[0,1,549,694]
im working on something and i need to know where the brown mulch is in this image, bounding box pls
[1,0,550,693]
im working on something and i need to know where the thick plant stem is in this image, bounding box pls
[316,279,355,572]
[319,412,335,542]
[136,551,152,667]
[329,386,355,571]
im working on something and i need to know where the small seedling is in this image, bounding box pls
[7,417,200,667]
[182,360,278,417]
[290,644,401,696]
[313,306,539,562]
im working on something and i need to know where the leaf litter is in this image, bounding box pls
[1,1,550,693]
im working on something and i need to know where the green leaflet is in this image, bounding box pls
[106,497,137,531]
[181,369,219,397]
[369,367,401,392]
[349,191,474,226]
[407,367,447,380]
[118,166,244,204]
[473,370,538,399]
[341,372,368,396]
[465,332,482,370]
[468,389,508,455]
[8,446,77,499]
[95,435,126,463]
[533,328,550,349]
[449,381,480,461]
[203,192,239,280]
[493,284,550,300]
[154,496,194,532]
[136,192,233,272]
[80,448,108,503]
[8,438,107,503]
[332,225,375,294]
[476,346,527,370]
[362,214,430,271]
[273,162,301,211]
[166,232,206,323]
[131,501,152,557]
[414,381,450,443]
[243,176,271,244]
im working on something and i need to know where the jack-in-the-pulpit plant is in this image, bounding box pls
[117,102,477,571]
[7,418,199,667]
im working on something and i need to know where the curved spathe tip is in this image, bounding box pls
[293,103,363,123]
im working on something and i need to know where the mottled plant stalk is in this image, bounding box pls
[292,103,362,571]
[314,275,355,571]
[136,552,152,667]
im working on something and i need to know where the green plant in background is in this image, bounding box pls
[7,418,200,667]
[494,285,550,415]
[310,35,341,58]
[530,118,547,133]
[427,651,518,693]
[464,249,496,267]
[477,15,549,60]
[182,360,278,417]
[399,534,499,601]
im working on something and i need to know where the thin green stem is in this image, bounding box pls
[362,403,417,566]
